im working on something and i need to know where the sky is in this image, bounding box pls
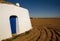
[5,0,60,18]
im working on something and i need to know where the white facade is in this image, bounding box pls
[0,3,32,41]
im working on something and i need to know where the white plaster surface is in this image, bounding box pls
[0,3,32,41]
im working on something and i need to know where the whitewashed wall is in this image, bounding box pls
[0,3,32,41]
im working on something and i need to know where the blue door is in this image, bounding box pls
[10,16,16,34]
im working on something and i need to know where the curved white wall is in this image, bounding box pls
[0,3,32,41]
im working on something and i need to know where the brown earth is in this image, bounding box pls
[3,18,60,41]
[0,0,3,1]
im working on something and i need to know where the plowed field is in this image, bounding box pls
[3,18,60,41]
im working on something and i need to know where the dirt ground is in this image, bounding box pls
[3,18,60,41]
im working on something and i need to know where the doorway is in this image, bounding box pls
[10,16,17,34]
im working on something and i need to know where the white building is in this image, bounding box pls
[0,2,32,41]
